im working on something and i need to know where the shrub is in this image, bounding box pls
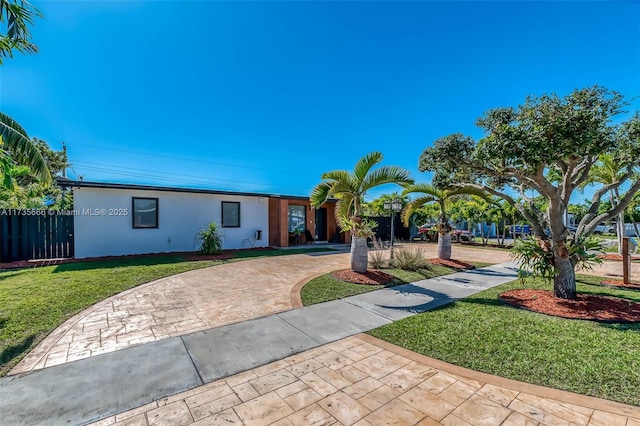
[196,222,224,255]
[391,247,428,271]
[510,236,604,283]
[369,240,387,269]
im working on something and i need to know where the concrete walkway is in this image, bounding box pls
[2,246,640,425]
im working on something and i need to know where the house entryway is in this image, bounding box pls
[315,208,327,241]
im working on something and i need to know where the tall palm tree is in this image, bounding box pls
[1,112,51,188]
[402,184,487,260]
[310,152,413,273]
[0,0,42,63]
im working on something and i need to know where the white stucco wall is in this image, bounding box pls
[72,187,269,258]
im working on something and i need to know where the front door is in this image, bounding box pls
[315,208,327,241]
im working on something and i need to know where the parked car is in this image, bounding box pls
[452,229,472,242]
[417,223,437,241]
[594,223,615,234]
[510,225,531,238]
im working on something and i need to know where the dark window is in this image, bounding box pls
[288,205,306,232]
[132,197,158,228]
[222,201,240,227]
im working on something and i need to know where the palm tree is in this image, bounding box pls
[0,0,42,63]
[587,154,626,254]
[1,112,51,188]
[402,184,487,260]
[310,152,413,273]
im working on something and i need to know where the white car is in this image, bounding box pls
[594,224,615,234]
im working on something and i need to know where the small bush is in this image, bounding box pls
[369,247,387,269]
[391,247,428,271]
[196,222,224,255]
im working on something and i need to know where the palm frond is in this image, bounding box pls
[310,181,334,208]
[352,151,383,184]
[361,165,413,192]
[402,183,441,198]
[446,186,490,201]
[402,195,440,226]
[335,194,355,225]
[0,112,51,183]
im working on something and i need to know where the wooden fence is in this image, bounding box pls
[0,211,74,262]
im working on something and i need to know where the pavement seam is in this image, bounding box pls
[340,298,399,322]
[179,335,206,386]
[275,312,324,346]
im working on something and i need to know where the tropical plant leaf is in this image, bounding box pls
[0,112,51,184]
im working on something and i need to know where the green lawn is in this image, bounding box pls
[0,247,331,377]
[300,262,492,306]
[369,274,640,406]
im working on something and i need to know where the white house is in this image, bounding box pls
[58,179,344,259]
[63,180,269,258]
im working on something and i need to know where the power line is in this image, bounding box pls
[70,142,319,177]
[72,163,272,191]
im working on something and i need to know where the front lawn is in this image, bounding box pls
[0,247,331,377]
[301,262,492,306]
[369,274,640,406]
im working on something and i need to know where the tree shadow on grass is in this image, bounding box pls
[0,334,36,366]
[52,256,187,273]
[0,270,31,282]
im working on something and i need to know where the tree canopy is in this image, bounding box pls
[418,86,640,298]
[419,86,640,242]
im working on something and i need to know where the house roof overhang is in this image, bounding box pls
[56,178,335,203]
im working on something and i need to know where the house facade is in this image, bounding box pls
[58,179,344,258]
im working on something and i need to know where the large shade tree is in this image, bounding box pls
[401,184,487,260]
[310,152,413,272]
[419,86,640,299]
[0,0,42,63]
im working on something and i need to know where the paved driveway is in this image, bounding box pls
[6,245,640,425]
[11,243,635,375]
[11,245,514,375]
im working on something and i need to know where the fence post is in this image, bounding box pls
[623,237,630,284]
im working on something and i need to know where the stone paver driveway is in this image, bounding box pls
[12,244,636,376]
[91,335,640,426]
[9,244,640,424]
[11,250,352,374]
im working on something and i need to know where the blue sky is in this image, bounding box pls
[2,1,639,201]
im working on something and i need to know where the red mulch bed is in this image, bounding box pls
[600,279,640,291]
[428,258,476,270]
[331,269,396,285]
[598,253,640,261]
[331,258,477,285]
[499,289,640,323]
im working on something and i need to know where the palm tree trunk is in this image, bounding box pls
[350,237,369,273]
[437,233,452,260]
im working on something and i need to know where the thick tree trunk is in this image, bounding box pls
[553,255,577,299]
[350,236,369,273]
[437,233,452,260]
